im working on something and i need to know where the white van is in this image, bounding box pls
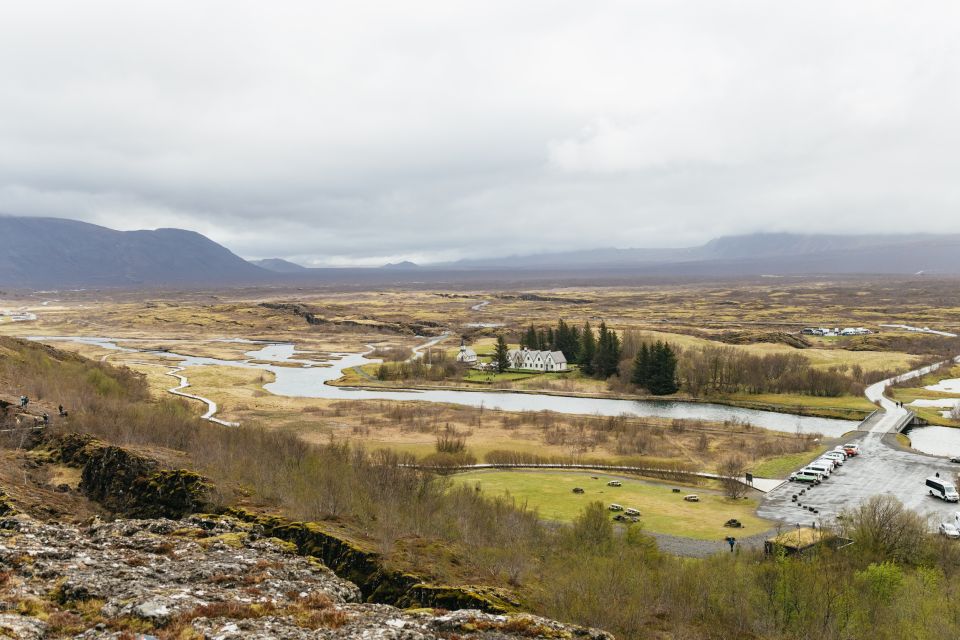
[926,477,960,502]
[805,462,833,478]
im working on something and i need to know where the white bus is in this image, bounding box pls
[926,477,959,502]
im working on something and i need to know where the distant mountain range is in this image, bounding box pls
[443,233,958,271]
[2,216,959,290]
[0,216,268,288]
[382,261,419,269]
[250,258,308,273]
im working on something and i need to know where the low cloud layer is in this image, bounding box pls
[2,1,958,265]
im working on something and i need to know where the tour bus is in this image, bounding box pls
[926,477,960,502]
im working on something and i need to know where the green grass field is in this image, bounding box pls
[748,447,828,478]
[451,469,771,540]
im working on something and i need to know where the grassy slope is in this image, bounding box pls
[749,446,829,478]
[452,469,771,540]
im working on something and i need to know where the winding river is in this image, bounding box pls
[30,336,858,437]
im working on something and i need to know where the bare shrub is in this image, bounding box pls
[718,455,748,500]
[435,424,467,454]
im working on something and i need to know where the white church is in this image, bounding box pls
[455,340,478,364]
[507,347,568,372]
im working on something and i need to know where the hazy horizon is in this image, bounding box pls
[3,2,959,266]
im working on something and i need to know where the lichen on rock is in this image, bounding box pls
[0,513,612,639]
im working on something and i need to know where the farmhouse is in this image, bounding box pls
[507,347,568,372]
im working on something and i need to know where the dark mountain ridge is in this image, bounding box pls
[0,216,268,288]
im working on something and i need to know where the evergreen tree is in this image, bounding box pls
[523,325,538,350]
[494,334,511,373]
[593,321,621,378]
[547,327,555,350]
[537,329,548,351]
[578,321,596,376]
[568,324,581,360]
[631,342,650,387]
[647,341,679,395]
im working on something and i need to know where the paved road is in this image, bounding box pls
[758,356,960,529]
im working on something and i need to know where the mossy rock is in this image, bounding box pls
[396,584,520,614]
[0,490,17,516]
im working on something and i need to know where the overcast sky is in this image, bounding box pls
[2,2,959,266]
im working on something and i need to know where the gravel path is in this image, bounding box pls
[649,529,776,558]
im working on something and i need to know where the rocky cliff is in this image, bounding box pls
[0,513,611,639]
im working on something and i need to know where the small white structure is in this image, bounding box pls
[840,327,871,336]
[455,340,478,364]
[507,347,568,372]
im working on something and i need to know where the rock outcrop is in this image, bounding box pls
[0,513,612,639]
[47,433,214,519]
[37,434,526,614]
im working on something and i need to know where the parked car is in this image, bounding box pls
[950,457,960,464]
[624,508,640,517]
[572,487,585,494]
[822,452,845,465]
[608,503,624,511]
[927,476,960,502]
[842,443,861,456]
[607,480,622,487]
[818,457,842,470]
[940,522,960,539]
[789,471,822,484]
[683,494,700,502]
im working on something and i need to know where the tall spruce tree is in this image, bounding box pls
[523,325,537,350]
[555,320,572,359]
[494,334,511,373]
[648,341,679,395]
[578,321,596,375]
[593,321,621,378]
[631,342,650,387]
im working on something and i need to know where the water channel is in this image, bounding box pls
[31,336,859,437]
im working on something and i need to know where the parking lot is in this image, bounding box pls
[758,430,960,528]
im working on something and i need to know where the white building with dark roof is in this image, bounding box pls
[455,340,478,364]
[507,347,568,372]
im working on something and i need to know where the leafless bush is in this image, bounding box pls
[718,455,748,499]
[436,425,467,454]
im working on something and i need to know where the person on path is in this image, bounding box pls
[725,536,736,552]
[19,395,28,408]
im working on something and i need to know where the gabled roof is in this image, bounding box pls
[549,351,567,364]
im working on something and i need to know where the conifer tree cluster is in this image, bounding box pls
[519,319,581,361]
[518,319,621,379]
[631,340,679,395]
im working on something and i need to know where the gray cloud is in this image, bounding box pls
[2,1,959,265]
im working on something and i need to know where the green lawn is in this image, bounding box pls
[451,470,771,540]
[749,447,827,478]
[461,369,574,384]
[717,393,876,420]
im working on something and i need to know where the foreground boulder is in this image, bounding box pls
[0,513,612,639]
